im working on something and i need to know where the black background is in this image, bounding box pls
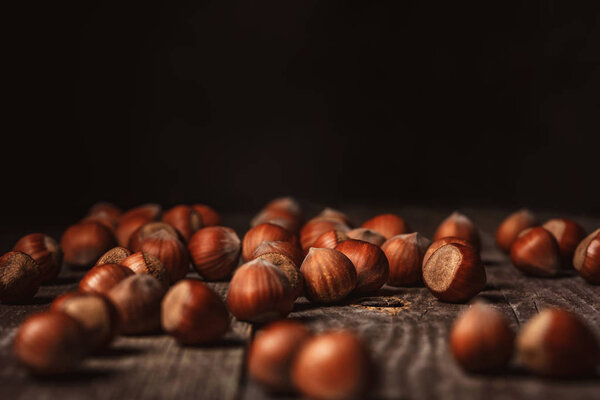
[3,1,600,229]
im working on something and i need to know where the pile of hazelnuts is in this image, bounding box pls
[0,199,598,397]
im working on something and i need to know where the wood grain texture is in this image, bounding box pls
[1,208,599,399]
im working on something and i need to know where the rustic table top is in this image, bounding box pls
[1,206,599,400]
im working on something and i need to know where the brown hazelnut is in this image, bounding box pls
[346,228,386,247]
[87,202,122,222]
[188,226,241,281]
[242,223,298,261]
[335,239,389,294]
[422,243,486,303]
[495,209,537,253]
[292,331,371,400]
[313,230,349,249]
[299,218,350,253]
[13,233,62,283]
[13,311,87,375]
[107,274,166,335]
[434,212,481,250]
[317,208,353,227]
[191,204,223,226]
[60,221,116,268]
[128,221,181,252]
[50,292,119,352]
[361,213,410,239]
[247,320,312,393]
[121,251,170,288]
[300,247,356,303]
[263,197,302,219]
[115,203,162,247]
[251,208,301,233]
[255,252,303,299]
[162,205,203,242]
[509,227,561,277]
[79,263,134,296]
[138,230,190,283]
[542,218,586,263]
[517,308,600,377]
[573,229,600,284]
[450,304,515,372]
[95,246,132,266]
[161,279,230,345]
[0,251,41,303]
[422,237,473,268]
[381,233,430,287]
[227,258,295,323]
[251,241,304,269]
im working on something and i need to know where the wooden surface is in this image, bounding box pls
[1,207,599,400]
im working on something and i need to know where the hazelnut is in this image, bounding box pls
[107,274,166,335]
[292,331,371,400]
[335,239,389,294]
[517,308,600,377]
[509,227,561,277]
[542,218,586,263]
[251,241,304,269]
[0,251,41,303]
[573,229,600,284]
[191,204,222,227]
[251,208,301,233]
[361,213,410,239]
[434,212,481,250]
[247,320,312,393]
[50,292,119,352]
[381,233,430,287]
[13,233,62,283]
[300,247,356,303]
[162,205,203,242]
[495,209,537,253]
[60,221,116,267]
[242,223,298,261]
[422,243,486,303]
[317,208,353,227]
[13,311,87,375]
[188,226,241,281]
[313,230,349,249]
[138,230,190,283]
[422,237,473,268]
[95,246,132,266]
[227,258,295,323]
[79,263,134,295]
[121,251,170,288]
[87,202,122,222]
[115,203,162,247]
[346,228,386,247]
[450,304,515,372]
[161,279,230,345]
[255,252,303,299]
[263,197,302,219]
[128,221,182,252]
[299,218,350,253]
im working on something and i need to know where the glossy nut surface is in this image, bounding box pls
[423,243,486,303]
[300,248,356,303]
[0,251,41,303]
[517,308,600,377]
[292,331,371,400]
[129,222,181,252]
[335,239,389,294]
[188,226,241,281]
[162,205,203,242]
[313,230,349,249]
[509,227,561,277]
[79,263,135,296]
[138,230,190,283]
[13,233,62,283]
[450,304,515,372]
[433,212,480,250]
[346,228,386,247]
[242,223,297,261]
[161,279,229,345]
[95,246,132,266]
[251,241,304,269]
[300,218,350,253]
[542,218,586,263]
[248,320,311,393]
[115,203,162,247]
[381,233,430,286]
[13,311,87,374]
[362,213,410,239]
[60,221,116,267]
[191,204,222,227]
[227,259,295,323]
[254,252,303,299]
[121,251,170,288]
[573,229,600,284]
[495,209,537,253]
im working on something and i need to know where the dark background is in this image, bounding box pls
[4,1,600,229]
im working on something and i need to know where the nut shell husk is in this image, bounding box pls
[121,251,170,288]
[13,233,62,283]
[79,263,135,296]
[138,231,190,283]
[242,223,298,261]
[95,246,132,266]
[0,251,41,303]
[251,241,304,269]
